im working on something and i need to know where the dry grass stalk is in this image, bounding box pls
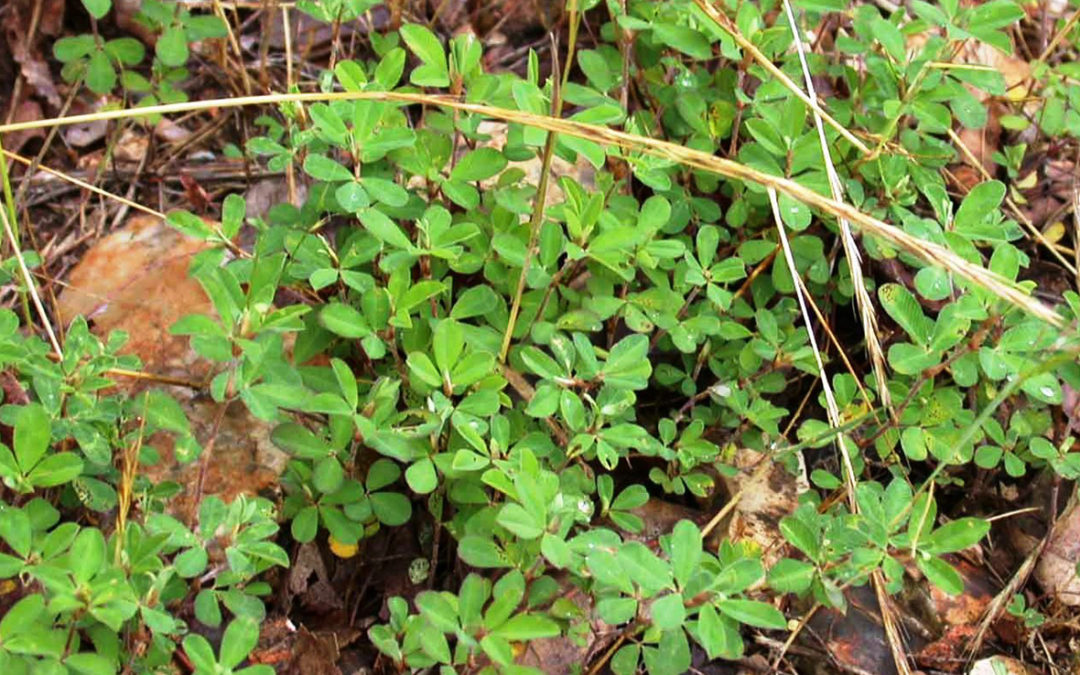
[0,90,1065,328]
[0,202,63,358]
[690,0,872,155]
[779,0,892,417]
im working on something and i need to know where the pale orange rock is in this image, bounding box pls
[56,213,217,386]
[57,214,287,508]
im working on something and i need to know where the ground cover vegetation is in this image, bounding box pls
[0,0,1080,673]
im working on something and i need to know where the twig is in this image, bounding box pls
[1038,6,1080,62]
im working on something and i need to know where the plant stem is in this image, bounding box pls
[499,1,580,364]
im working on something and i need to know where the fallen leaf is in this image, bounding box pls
[719,448,808,566]
[806,584,900,675]
[915,624,977,673]
[2,1,62,108]
[516,587,618,675]
[968,655,1035,675]
[2,99,46,154]
[468,0,562,37]
[141,397,288,518]
[1033,492,1080,606]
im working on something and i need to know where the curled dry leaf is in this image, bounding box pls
[2,0,62,108]
[719,448,808,567]
[968,655,1036,675]
[3,99,46,154]
[1033,493,1080,606]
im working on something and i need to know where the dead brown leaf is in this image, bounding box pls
[2,0,62,108]
[719,448,807,566]
[1033,493,1080,606]
[968,655,1036,675]
[2,99,45,153]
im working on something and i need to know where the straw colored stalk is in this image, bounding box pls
[0,91,1064,328]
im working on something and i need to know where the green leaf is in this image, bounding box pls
[602,334,652,389]
[451,285,499,319]
[1,594,44,639]
[360,208,413,250]
[779,516,819,560]
[105,37,145,66]
[156,27,189,67]
[175,546,209,578]
[649,593,686,630]
[313,457,345,494]
[27,453,84,487]
[220,616,260,670]
[182,634,217,672]
[69,527,105,584]
[696,604,744,660]
[716,598,787,630]
[914,267,951,301]
[878,283,933,344]
[954,180,1005,231]
[54,35,96,62]
[83,48,115,94]
[304,154,353,182]
[917,554,964,595]
[66,653,116,675]
[309,103,348,141]
[291,506,319,543]
[81,0,112,19]
[405,458,438,494]
[966,0,1025,32]
[407,352,442,388]
[416,590,459,632]
[496,503,544,539]
[617,541,673,597]
[0,507,32,558]
[371,492,412,526]
[194,589,222,627]
[457,535,508,568]
[450,148,508,182]
[491,613,561,640]
[320,302,371,339]
[398,280,446,313]
[652,23,711,59]
[925,517,989,554]
[433,319,464,373]
[15,404,50,472]
[669,520,701,589]
[400,24,449,87]
[419,626,451,663]
[271,423,331,460]
[166,210,215,239]
[767,559,815,594]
